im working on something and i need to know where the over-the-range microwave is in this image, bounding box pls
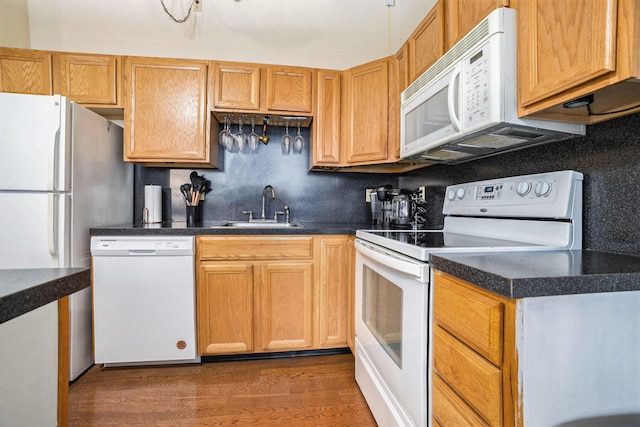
[400,7,585,164]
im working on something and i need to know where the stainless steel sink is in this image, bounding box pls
[212,221,303,229]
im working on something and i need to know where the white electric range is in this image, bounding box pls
[354,170,583,427]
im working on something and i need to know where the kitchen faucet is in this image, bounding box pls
[261,185,276,220]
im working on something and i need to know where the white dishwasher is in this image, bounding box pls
[91,236,199,366]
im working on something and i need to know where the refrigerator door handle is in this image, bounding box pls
[50,128,61,191]
[48,194,59,257]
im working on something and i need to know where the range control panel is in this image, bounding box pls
[443,170,583,219]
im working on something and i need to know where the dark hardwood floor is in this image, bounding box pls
[69,353,377,426]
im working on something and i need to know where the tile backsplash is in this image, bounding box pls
[136,112,640,256]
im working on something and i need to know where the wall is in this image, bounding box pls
[400,112,640,256]
[0,0,30,47]
[136,112,640,255]
[134,125,394,225]
[2,0,436,70]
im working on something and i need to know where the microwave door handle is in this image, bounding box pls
[447,64,462,132]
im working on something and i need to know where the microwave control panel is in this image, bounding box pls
[462,42,492,125]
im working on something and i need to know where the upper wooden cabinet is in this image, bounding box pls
[312,69,342,167]
[443,0,509,50]
[211,61,313,114]
[123,56,217,167]
[518,0,640,124]
[408,1,445,84]
[342,57,390,164]
[266,65,313,112]
[211,61,260,110]
[53,53,122,107]
[0,47,52,95]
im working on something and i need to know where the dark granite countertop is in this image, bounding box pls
[0,268,91,324]
[90,221,372,236]
[430,250,640,299]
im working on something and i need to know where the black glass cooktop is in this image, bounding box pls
[366,231,447,247]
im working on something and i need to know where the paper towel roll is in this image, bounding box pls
[143,185,162,223]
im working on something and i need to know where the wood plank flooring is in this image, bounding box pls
[69,353,377,426]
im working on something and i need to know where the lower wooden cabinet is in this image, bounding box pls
[432,270,517,427]
[196,235,350,356]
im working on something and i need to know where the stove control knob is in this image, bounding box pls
[516,181,532,197]
[447,190,456,201]
[456,188,466,200]
[535,180,552,197]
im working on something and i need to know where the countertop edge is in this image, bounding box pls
[0,268,91,324]
[430,250,640,299]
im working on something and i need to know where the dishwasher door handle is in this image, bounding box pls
[128,250,157,255]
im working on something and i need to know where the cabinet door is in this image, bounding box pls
[0,47,52,95]
[318,237,348,347]
[518,0,618,107]
[409,1,445,83]
[53,53,121,106]
[342,58,389,163]
[211,61,260,110]
[198,263,254,355]
[396,43,410,93]
[266,65,313,113]
[124,56,212,165]
[258,262,314,351]
[312,69,342,166]
[346,238,355,353]
[444,0,509,49]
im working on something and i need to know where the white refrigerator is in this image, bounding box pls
[0,92,133,380]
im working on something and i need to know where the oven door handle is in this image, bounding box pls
[356,239,428,281]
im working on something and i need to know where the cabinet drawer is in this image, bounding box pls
[433,373,490,427]
[434,325,502,426]
[434,271,503,366]
[198,236,313,260]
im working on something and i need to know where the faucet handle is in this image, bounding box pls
[242,210,253,222]
[274,211,285,222]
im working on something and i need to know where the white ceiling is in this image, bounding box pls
[3,0,437,70]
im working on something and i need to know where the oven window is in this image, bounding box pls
[362,265,403,368]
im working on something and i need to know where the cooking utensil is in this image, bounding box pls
[180,183,192,206]
[259,116,270,145]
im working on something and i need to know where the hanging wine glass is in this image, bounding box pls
[219,116,231,147]
[293,122,304,154]
[224,117,236,152]
[248,117,259,153]
[281,120,291,155]
[235,118,246,153]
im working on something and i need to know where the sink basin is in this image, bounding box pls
[212,221,303,229]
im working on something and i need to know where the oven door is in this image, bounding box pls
[354,239,429,427]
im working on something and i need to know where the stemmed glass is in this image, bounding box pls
[293,122,304,154]
[219,116,232,147]
[281,120,291,155]
[248,117,259,153]
[235,118,246,153]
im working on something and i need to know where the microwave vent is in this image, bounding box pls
[457,134,529,149]
[402,14,493,103]
[421,149,472,161]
